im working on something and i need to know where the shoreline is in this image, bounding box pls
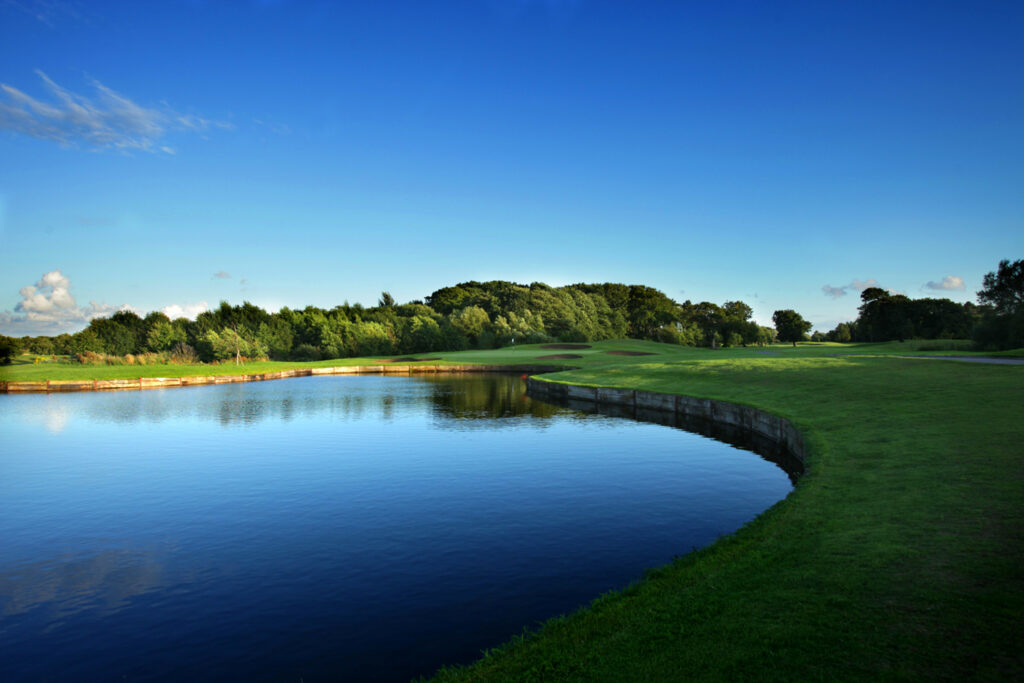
[0,363,568,394]
[526,375,808,473]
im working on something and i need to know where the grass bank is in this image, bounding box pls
[426,349,1024,680]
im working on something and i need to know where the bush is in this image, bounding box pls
[170,342,199,364]
[973,310,1024,351]
[292,343,322,361]
[0,337,19,364]
[655,326,683,345]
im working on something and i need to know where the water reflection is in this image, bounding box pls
[62,374,562,427]
[0,546,174,619]
[426,374,562,427]
[12,375,800,479]
[0,374,793,682]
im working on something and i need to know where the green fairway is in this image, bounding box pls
[4,340,1023,679]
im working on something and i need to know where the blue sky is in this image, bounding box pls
[2,0,1022,336]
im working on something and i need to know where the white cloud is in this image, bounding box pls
[161,301,209,320]
[213,270,231,279]
[822,284,847,299]
[924,275,965,292]
[1,269,128,335]
[0,70,232,153]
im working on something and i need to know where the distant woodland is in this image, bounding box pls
[2,259,1021,364]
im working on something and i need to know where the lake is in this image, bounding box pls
[0,374,793,681]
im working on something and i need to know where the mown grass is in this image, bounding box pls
[425,353,1024,680]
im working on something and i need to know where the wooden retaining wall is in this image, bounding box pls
[526,376,808,469]
[0,365,565,395]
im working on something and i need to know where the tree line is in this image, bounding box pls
[820,259,1023,350]
[2,259,1020,364]
[1,281,779,363]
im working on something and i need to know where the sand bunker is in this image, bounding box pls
[536,354,584,360]
[605,350,656,356]
[539,344,592,350]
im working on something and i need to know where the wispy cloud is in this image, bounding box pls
[924,275,965,292]
[252,118,292,136]
[0,269,129,335]
[822,284,848,299]
[849,279,879,292]
[2,0,82,27]
[213,270,232,279]
[822,278,903,299]
[0,70,232,153]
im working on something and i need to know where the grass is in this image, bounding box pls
[3,338,1020,383]
[4,339,1023,679]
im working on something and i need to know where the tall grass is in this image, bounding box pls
[72,343,220,366]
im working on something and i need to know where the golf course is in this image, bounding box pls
[4,339,1022,680]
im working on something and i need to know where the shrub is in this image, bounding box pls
[292,343,322,361]
[170,342,198,364]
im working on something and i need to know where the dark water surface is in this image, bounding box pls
[0,375,791,681]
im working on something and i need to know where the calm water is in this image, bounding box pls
[0,375,792,681]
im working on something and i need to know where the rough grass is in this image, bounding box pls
[425,354,1024,681]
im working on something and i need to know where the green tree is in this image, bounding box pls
[773,309,812,347]
[978,259,1024,315]
[0,335,22,364]
[449,305,491,347]
[400,315,443,353]
[683,301,725,348]
[257,318,296,360]
[146,319,185,351]
[756,326,777,346]
[89,310,146,355]
[350,321,395,356]
[974,258,1024,350]
[626,285,678,339]
[67,329,104,355]
[828,322,852,343]
[202,328,268,364]
[857,288,914,341]
[25,336,55,355]
[720,300,758,346]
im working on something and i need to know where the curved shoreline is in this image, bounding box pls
[526,376,808,471]
[0,363,567,394]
